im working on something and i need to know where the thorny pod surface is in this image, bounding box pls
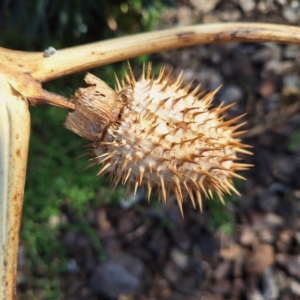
[64,63,252,216]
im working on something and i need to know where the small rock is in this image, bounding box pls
[259,80,275,99]
[170,248,189,269]
[190,0,219,13]
[283,7,300,23]
[90,253,144,299]
[256,190,279,213]
[277,230,293,253]
[220,243,242,261]
[248,289,265,300]
[239,0,256,13]
[213,279,231,295]
[284,45,300,59]
[177,6,193,26]
[246,244,275,274]
[66,259,80,274]
[219,9,242,22]
[196,67,223,91]
[164,260,180,283]
[251,47,273,63]
[264,213,284,227]
[262,267,279,300]
[220,85,243,104]
[271,156,296,185]
[276,254,300,279]
[291,280,300,296]
[240,228,256,246]
[148,229,169,257]
[214,261,231,280]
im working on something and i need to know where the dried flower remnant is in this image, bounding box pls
[64,63,252,215]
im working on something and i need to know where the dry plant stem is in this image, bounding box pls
[1,23,300,84]
[0,77,30,300]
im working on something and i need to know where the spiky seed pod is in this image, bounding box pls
[64,63,252,215]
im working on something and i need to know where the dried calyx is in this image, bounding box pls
[64,63,252,215]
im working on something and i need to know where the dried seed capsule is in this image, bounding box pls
[65,63,252,215]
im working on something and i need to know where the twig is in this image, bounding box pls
[1,23,300,84]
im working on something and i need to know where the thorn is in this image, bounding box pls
[229,122,247,133]
[158,132,170,143]
[191,111,207,118]
[180,156,197,164]
[139,167,144,185]
[123,167,132,184]
[174,183,184,218]
[133,181,139,200]
[140,63,145,81]
[183,181,196,209]
[147,179,152,202]
[192,90,206,104]
[228,171,246,180]
[189,83,201,97]
[146,62,152,80]
[217,191,225,205]
[82,161,98,171]
[198,175,209,199]
[195,190,203,212]
[154,97,170,113]
[121,154,131,171]
[164,67,173,82]
[174,78,185,92]
[234,148,253,155]
[183,79,195,93]
[98,151,117,164]
[157,67,166,83]
[114,72,122,91]
[217,113,247,128]
[208,189,214,200]
[171,96,185,108]
[212,102,236,115]
[111,175,122,191]
[127,61,136,87]
[173,70,183,87]
[224,179,241,196]
[134,152,142,165]
[181,107,200,115]
[160,80,170,93]
[146,76,154,90]
[174,176,183,202]
[75,152,92,160]
[145,123,160,138]
[230,130,248,137]
[231,163,254,168]
[168,165,181,177]
[124,71,132,86]
[159,175,167,205]
[97,162,112,176]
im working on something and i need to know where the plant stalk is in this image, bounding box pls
[1,23,300,84]
[0,77,30,300]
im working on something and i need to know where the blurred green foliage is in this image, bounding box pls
[1,0,171,298]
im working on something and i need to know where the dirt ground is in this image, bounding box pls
[19,1,300,299]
